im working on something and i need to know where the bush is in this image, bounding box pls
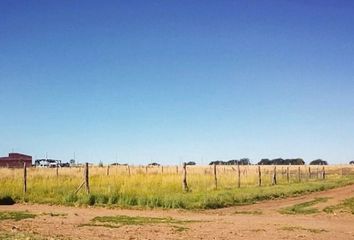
[0,196,15,205]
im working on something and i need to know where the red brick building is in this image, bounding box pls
[0,153,32,168]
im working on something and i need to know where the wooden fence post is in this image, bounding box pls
[106,165,110,176]
[287,166,290,183]
[213,164,218,190]
[298,166,301,182]
[322,166,326,180]
[56,165,59,178]
[161,166,164,174]
[182,163,188,192]
[258,165,262,187]
[176,166,178,174]
[127,165,131,176]
[84,163,90,194]
[237,163,241,188]
[272,166,277,185]
[23,162,27,194]
[308,167,311,179]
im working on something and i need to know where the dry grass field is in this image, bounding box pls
[1,165,354,209]
[0,165,354,239]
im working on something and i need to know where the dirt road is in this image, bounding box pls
[1,184,354,240]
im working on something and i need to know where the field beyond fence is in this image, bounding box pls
[1,165,354,209]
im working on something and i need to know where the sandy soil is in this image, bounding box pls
[0,184,354,240]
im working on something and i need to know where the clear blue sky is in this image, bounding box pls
[1,1,354,165]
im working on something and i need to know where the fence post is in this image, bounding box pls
[298,166,301,182]
[176,166,178,174]
[161,166,164,174]
[56,165,59,178]
[317,167,319,179]
[84,162,90,194]
[23,162,27,194]
[237,162,241,188]
[213,164,218,189]
[308,167,311,179]
[272,166,277,185]
[145,166,148,174]
[182,163,188,192]
[106,165,110,176]
[258,165,262,187]
[322,166,326,180]
[287,166,290,183]
[127,165,131,176]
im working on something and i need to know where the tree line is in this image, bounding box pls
[208,158,329,165]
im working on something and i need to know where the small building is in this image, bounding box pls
[0,153,32,168]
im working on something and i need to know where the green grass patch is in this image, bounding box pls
[92,215,193,226]
[0,211,36,221]
[279,226,328,233]
[279,197,329,215]
[0,232,43,240]
[0,231,69,240]
[80,215,195,230]
[234,210,262,215]
[172,225,189,232]
[324,197,354,214]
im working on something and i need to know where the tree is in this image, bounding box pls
[309,159,328,165]
[209,160,225,165]
[186,161,196,165]
[98,161,104,167]
[239,158,251,165]
[258,159,271,165]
